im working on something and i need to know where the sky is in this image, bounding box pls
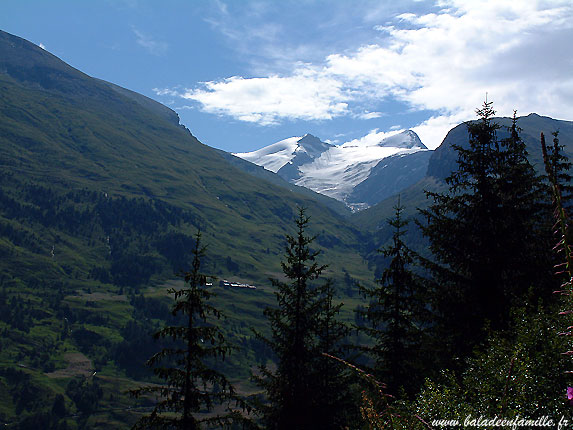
[1,0,572,153]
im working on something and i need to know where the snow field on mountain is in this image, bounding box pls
[235,130,428,204]
[235,136,302,173]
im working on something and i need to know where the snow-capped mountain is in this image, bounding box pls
[235,134,334,180]
[234,130,431,210]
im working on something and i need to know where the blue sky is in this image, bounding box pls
[1,1,572,153]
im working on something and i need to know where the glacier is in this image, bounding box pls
[234,130,430,210]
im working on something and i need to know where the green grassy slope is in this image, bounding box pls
[0,30,374,428]
[351,176,445,233]
[0,29,370,286]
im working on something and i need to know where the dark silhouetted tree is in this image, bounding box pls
[358,198,427,396]
[314,280,358,427]
[419,102,553,366]
[254,208,352,429]
[543,130,573,209]
[130,231,243,429]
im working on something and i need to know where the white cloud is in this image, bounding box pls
[39,43,46,50]
[342,128,404,148]
[183,71,350,125]
[132,28,168,56]
[411,112,470,149]
[324,0,573,119]
[162,0,573,145]
[356,111,384,120]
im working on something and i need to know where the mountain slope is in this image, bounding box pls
[347,150,433,210]
[214,149,351,216]
[354,113,573,235]
[0,29,369,284]
[0,29,376,427]
[350,113,573,279]
[427,113,573,180]
[236,130,430,208]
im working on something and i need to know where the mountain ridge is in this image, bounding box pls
[0,29,372,287]
[354,112,573,233]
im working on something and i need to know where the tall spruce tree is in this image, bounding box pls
[254,207,352,430]
[419,102,552,365]
[358,198,427,396]
[313,280,357,427]
[131,231,241,430]
[495,112,553,300]
[543,131,573,209]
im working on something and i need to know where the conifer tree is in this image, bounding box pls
[419,102,552,365]
[544,131,573,208]
[131,230,241,430]
[254,207,352,430]
[495,112,552,299]
[358,198,427,396]
[313,280,357,427]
